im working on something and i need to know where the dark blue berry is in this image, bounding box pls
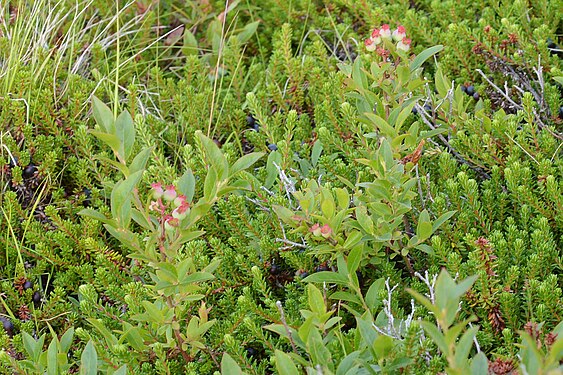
[82,188,92,207]
[246,115,255,127]
[23,164,37,179]
[23,281,32,290]
[473,92,480,100]
[547,39,557,49]
[461,85,467,93]
[270,264,281,275]
[267,144,278,151]
[315,264,329,272]
[245,347,257,358]
[559,107,563,119]
[0,317,14,336]
[423,104,432,112]
[465,85,475,96]
[412,107,418,115]
[32,291,41,305]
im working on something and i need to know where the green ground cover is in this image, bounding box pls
[0,0,562,373]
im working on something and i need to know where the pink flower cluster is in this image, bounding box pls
[150,182,190,231]
[364,24,411,53]
[309,223,332,239]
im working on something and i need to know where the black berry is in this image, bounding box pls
[465,85,475,96]
[423,104,432,112]
[246,115,255,127]
[559,107,563,119]
[270,264,281,275]
[412,107,418,115]
[0,317,14,336]
[473,92,480,100]
[23,281,32,290]
[23,164,37,179]
[315,263,329,272]
[461,85,467,93]
[83,188,92,207]
[267,144,278,151]
[32,291,41,305]
[245,347,257,358]
[547,38,557,49]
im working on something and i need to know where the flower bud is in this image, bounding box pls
[380,24,391,39]
[320,224,332,238]
[365,38,376,51]
[172,202,190,220]
[162,185,177,201]
[392,25,406,42]
[309,223,322,237]
[397,37,411,52]
[164,215,179,231]
[371,28,382,44]
[174,194,187,207]
[151,182,164,199]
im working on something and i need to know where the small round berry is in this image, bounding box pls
[0,317,14,336]
[246,115,255,128]
[23,164,37,179]
[559,107,563,119]
[547,39,557,49]
[465,85,475,96]
[270,264,281,275]
[23,281,32,290]
[267,144,278,151]
[473,92,480,100]
[245,347,257,358]
[32,291,41,305]
[461,85,467,93]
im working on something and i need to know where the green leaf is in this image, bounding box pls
[111,170,144,228]
[307,284,326,314]
[220,353,244,375]
[416,209,432,241]
[22,331,45,362]
[455,326,479,367]
[182,28,198,56]
[196,130,229,181]
[275,350,299,375]
[409,45,444,72]
[230,152,264,177]
[115,110,135,160]
[303,271,348,285]
[78,209,115,226]
[347,245,363,276]
[272,205,296,224]
[80,341,98,375]
[362,112,397,138]
[237,21,260,44]
[203,166,218,200]
[365,278,384,309]
[47,337,58,375]
[60,327,74,353]
[113,365,128,375]
[419,321,448,354]
[432,210,456,233]
[470,352,489,375]
[129,147,153,176]
[265,150,282,188]
[90,131,121,155]
[311,140,323,167]
[177,169,196,202]
[92,96,114,133]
